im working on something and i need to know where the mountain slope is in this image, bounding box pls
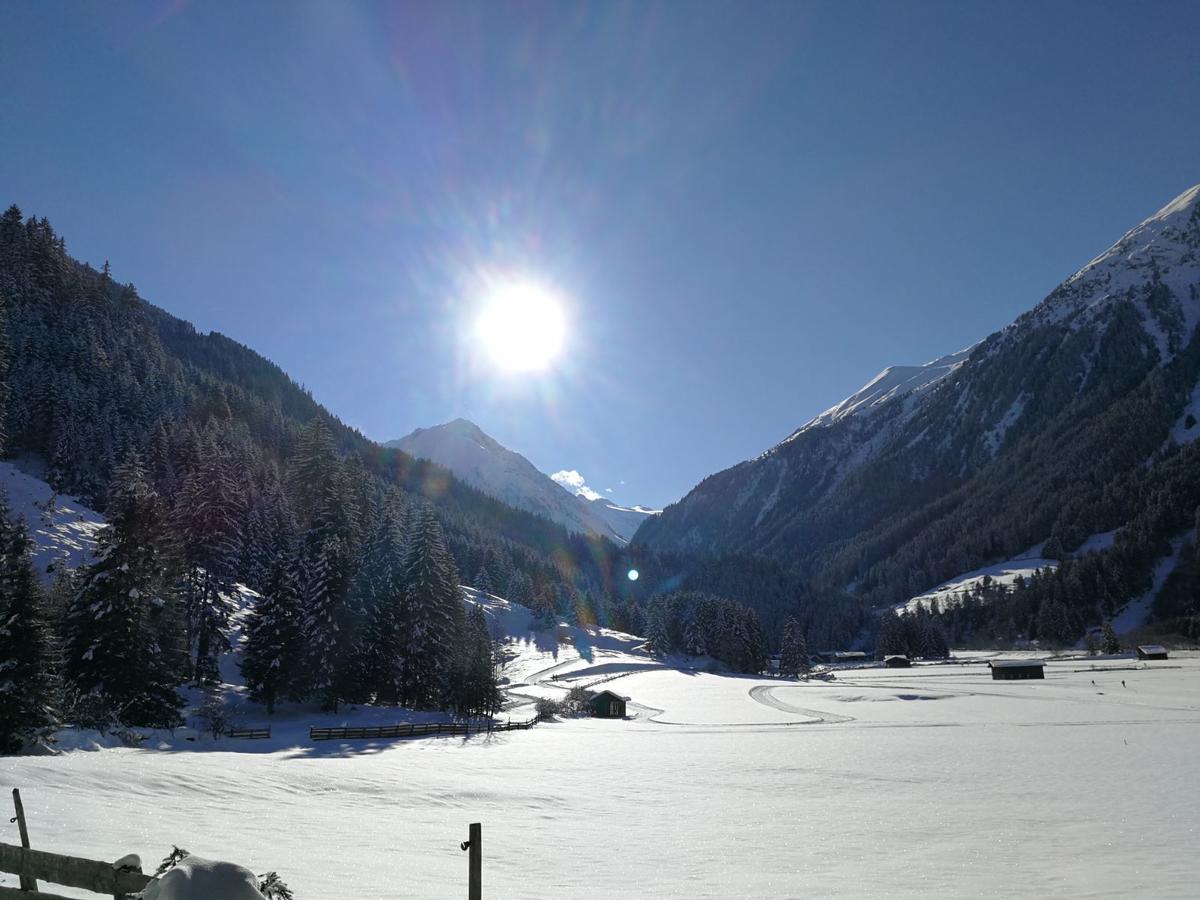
[388,419,657,543]
[637,184,1200,621]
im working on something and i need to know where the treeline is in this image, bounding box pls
[638,590,770,674]
[0,429,504,751]
[875,606,950,659]
[921,436,1200,647]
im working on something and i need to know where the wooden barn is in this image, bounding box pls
[989,659,1045,680]
[590,689,629,719]
[883,655,912,668]
[1136,644,1169,660]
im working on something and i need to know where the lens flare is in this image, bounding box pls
[627,569,639,581]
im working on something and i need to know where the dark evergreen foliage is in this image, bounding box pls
[63,455,185,728]
[0,498,56,752]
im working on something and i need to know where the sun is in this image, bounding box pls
[474,281,567,373]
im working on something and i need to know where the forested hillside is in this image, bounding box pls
[638,185,1200,645]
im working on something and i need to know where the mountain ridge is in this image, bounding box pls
[388,419,658,543]
[635,183,1200,629]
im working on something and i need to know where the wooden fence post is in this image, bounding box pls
[467,822,481,900]
[10,789,37,892]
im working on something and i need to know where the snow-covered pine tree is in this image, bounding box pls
[398,506,465,709]
[240,531,305,715]
[778,617,811,678]
[288,419,338,526]
[682,606,707,656]
[1101,620,1121,655]
[0,500,57,753]
[297,486,359,712]
[173,446,245,683]
[919,620,950,659]
[644,606,671,657]
[453,603,501,717]
[741,607,769,674]
[64,454,185,728]
[354,506,408,705]
[473,564,495,596]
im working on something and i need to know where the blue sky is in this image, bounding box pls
[3,1,1198,509]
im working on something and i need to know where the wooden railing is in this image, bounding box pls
[310,714,539,742]
[225,726,271,739]
[0,840,150,900]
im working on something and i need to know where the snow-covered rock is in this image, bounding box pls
[138,857,265,900]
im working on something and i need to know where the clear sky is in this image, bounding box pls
[3,1,1198,509]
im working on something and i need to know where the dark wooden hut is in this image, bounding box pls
[1136,645,1168,660]
[883,655,912,668]
[590,689,629,718]
[989,659,1045,680]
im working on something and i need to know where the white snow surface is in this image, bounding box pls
[785,347,974,440]
[0,459,105,582]
[902,547,1059,612]
[5,654,1198,898]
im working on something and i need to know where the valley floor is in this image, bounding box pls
[3,654,1199,898]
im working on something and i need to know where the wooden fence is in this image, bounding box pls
[0,841,151,900]
[225,726,271,739]
[310,714,539,742]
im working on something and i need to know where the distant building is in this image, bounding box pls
[833,651,868,664]
[883,655,912,668]
[989,659,1045,680]
[1136,645,1168,660]
[589,689,629,718]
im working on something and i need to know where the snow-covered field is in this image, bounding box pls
[4,653,1198,898]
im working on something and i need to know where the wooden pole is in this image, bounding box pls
[10,790,37,892]
[468,822,481,900]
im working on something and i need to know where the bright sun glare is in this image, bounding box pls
[474,281,567,373]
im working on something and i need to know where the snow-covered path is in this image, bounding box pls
[4,656,1198,898]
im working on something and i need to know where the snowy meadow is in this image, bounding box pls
[4,652,1198,899]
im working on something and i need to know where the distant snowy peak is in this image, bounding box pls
[583,495,660,542]
[1022,183,1200,360]
[387,419,655,542]
[786,347,975,440]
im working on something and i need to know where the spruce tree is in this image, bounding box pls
[355,508,408,705]
[1101,620,1121,655]
[240,535,305,714]
[778,617,811,678]
[173,449,244,683]
[64,455,184,728]
[399,506,465,709]
[454,604,501,717]
[0,503,56,753]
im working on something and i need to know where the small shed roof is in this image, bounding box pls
[590,689,631,702]
[834,651,868,659]
[884,655,910,663]
[1137,644,1167,655]
[988,659,1045,668]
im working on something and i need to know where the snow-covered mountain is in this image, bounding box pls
[638,183,1200,611]
[583,496,659,543]
[386,419,657,543]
